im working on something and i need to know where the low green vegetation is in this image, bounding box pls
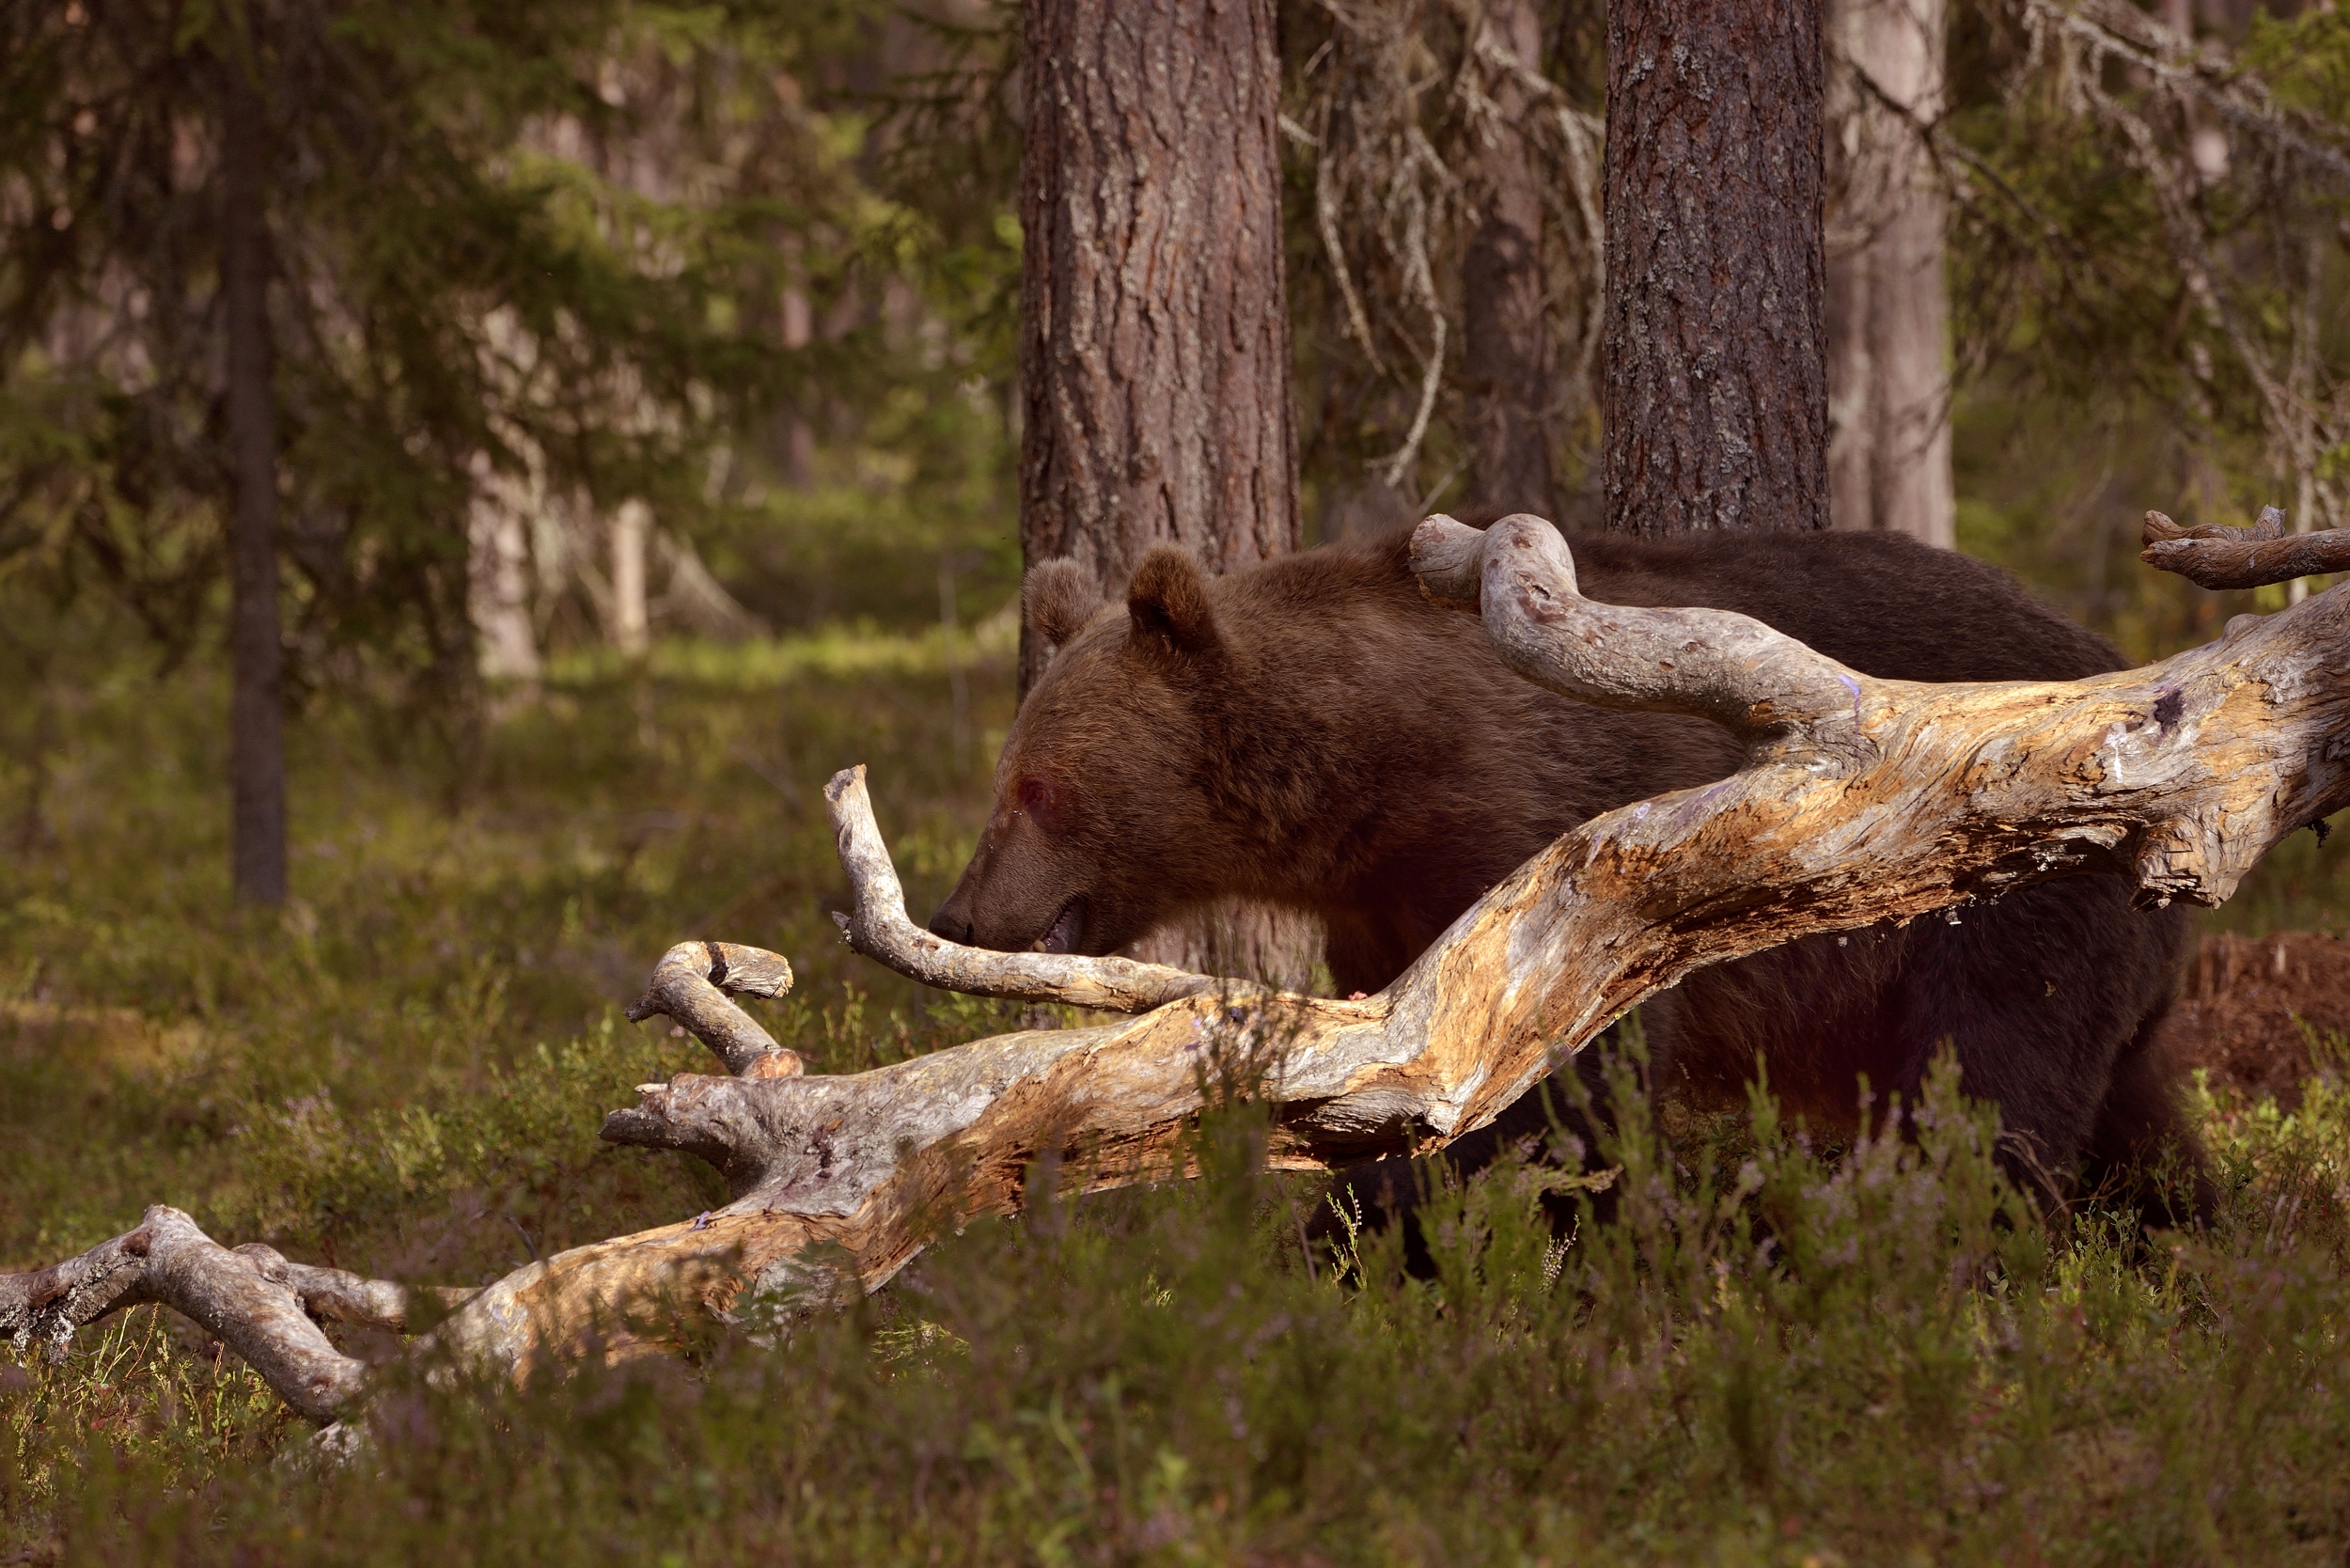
[7,614,2350,1565]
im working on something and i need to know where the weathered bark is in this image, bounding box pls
[1016,0,1299,695]
[1825,0,1955,547]
[2141,506,2350,590]
[221,65,288,905]
[1603,0,1830,536]
[1460,0,1557,519]
[499,514,2350,1366]
[625,941,803,1078]
[4,942,806,1410]
[828,785,1223,1014]
[26,512,2350,1417]
[4,1207,389,1423]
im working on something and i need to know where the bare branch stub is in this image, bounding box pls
[2141,508,2350,591]
[230,1246,474,1331]
[627,940,803,1078]
[1407,511,1489,605]
[1416,515,1872,750]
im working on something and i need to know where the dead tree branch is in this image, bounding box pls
[3,941,811,1411]
[828,777,1222,1014]
[626,940,803,1077]
[3,1207,382,1422]
[16,511,2350,1419]
[2142,506,2350,591]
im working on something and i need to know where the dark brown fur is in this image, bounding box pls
[931,525,2210,1218]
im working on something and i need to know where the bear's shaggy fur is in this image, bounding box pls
[930,525,2207,1214]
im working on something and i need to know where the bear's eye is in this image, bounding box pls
[1015,775,1063,830]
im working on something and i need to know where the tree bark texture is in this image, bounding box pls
[1603,0,1831,537]
[1825,0,1955,548]
[624,940,803,1078]
[1460,0,1558,520]
[0,1205,461,1424]
[26,513,2350,1418]
[1017,0,1311,985]
[221,65,288,905]
[1016,0,1299,696]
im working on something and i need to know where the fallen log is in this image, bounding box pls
[12,511,2350,1419]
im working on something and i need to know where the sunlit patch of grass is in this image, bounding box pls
[6,1306,298,1551]
[543,616,1019,694]
[20,1050,2350,1564]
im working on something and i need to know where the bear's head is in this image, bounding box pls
[928,544,1236,957]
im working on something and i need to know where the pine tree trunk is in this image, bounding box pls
[1825,0,1954,548]
[611,499,651,657]
[1602,0,1830,537]
[1016,0,1299,696]
[1460,0,1557,520]
[466,460,543,683]
[776,253,817,488]
[1016,0,1314,988]
[221,67,287,906]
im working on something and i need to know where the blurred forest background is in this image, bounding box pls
[11,0,2350,1560]
[13,0,2350,735]
[8,0,2350,862]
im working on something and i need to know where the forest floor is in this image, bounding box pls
[6,629,2350,1565]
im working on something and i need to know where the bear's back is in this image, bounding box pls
[1249,523,2123,687]
[1555,528,2125,683]
[1193,523,2125,843]
[1199,523,2133,890]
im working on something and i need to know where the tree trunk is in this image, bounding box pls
[1460,0,1557,520]
[610,498,651,656]
[221,66,288,906]
[776,251,817,488]
[1602,0,1830,537]
[1825,0,1954,547]
[1016,0,1299,696]
[1016,0,1313,987]
[466,456,543,682]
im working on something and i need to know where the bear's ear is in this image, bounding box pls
[1125,544,1218,658]
[1025,559,1102,650]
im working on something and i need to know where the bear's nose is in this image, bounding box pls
[928,908,975,946]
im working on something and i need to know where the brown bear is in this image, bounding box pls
[928,522,2210,1219]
